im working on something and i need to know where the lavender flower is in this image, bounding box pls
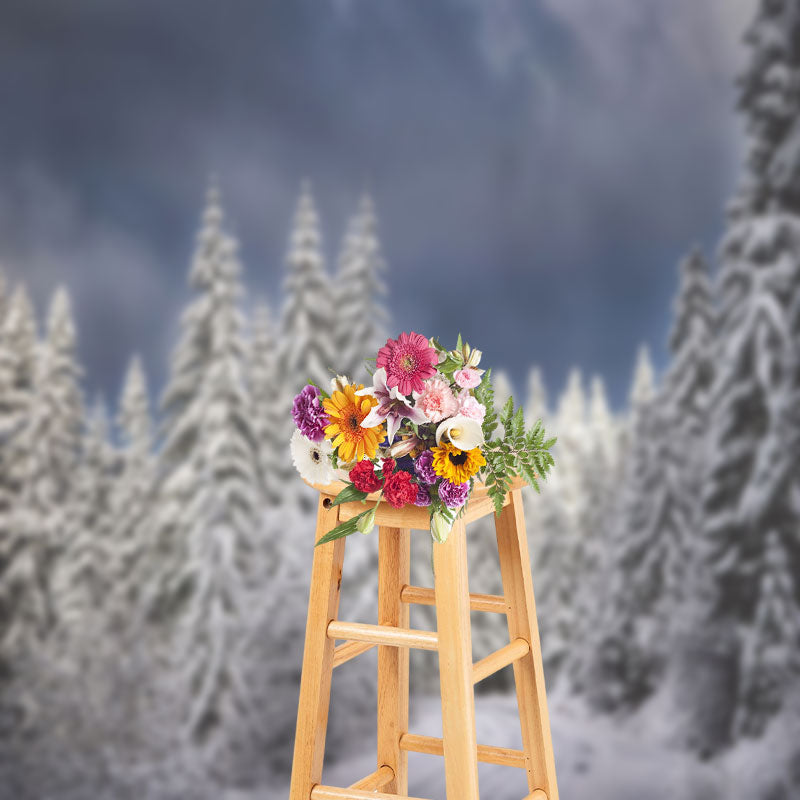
[414,449,437,485]
[438,479,469,509]
[292,384,329,442]
[413,484,432,507]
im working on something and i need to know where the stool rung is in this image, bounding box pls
[348,765,394,790]
[525,791,548,800]
[472,637,530,684]
[400,584,507,614]
[327,620,439,651]
[311,786,431,800]
[332,640,376,668]
[399,733,526,768]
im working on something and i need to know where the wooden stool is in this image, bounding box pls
[289,477,558,800]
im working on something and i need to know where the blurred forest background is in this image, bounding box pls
[1,1,800,799]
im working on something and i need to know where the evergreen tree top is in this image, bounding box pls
[629,345,655,411]
[285,181,325,282]
[669,247,715,357]
[118,355,152,454]
[737,0,800,213]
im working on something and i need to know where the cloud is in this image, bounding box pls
[0,165,174,404]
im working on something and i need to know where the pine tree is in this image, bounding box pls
[110,355,155,610]
[524,366,548,428]
[582,348,665,709]
[0,287,83,659]
[491,368,514,414]
[0,286,38,525]
[735,529,800,738]
[152,184,261,772]
[248,301,291,509]
[334,193,388,382]
[279,181,333,394]
[528,369,586,686]
[567,376,619,691]
[534,491,576,686]
[698,0,800,743]
[54,400,117,632]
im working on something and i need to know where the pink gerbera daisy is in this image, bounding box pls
[376,331,438,395]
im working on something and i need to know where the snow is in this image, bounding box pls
[260,693,729,800]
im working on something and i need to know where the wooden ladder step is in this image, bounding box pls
[400,584,508,614]
[332,640,376,668]
[472,637,530,684]
[348,765,394,790]
[327,620,439,651]
[399,733,526,769]
[311,786,431,800]
[524,791,548,800]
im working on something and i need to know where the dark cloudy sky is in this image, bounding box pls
[0,0,755,408]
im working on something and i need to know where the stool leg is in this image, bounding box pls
[289,497,346,800]
[495,490,559,800]
[377,526,411,794]
[433,519,480,800]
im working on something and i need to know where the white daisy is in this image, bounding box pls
[290,429,335,485]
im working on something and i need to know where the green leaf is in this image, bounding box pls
[331,484,370,506]
[500,396,514,427]
[456,332,463,352]
[307,380,330,400]
[315,510,375,546]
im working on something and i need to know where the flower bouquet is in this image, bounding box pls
[290,332,556,545]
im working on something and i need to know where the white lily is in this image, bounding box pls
[435,415,484,450]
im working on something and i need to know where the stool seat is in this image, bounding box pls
[289,481,559,800]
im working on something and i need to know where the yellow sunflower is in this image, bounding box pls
[431,442,486,484]
[323,383,384,462]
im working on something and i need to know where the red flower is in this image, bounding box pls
[349,459,383,493]
[381,458,396,478]
[383,470,418,509]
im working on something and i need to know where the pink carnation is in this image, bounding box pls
[416,376,458,423]
[454,367,482,389]
[457,393,486,423]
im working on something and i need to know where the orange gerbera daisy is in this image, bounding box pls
[323,383,384,463]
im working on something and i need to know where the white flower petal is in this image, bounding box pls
[360,406,385,429]
[290,429,335,485]
[435,415,484,450]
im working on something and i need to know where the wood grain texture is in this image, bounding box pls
[327,620,438,651]
[472,637,530,685]
[433,518,480,800]
[377,526,411,794]
[399,733,526,768]
[289,496,346,800]
[348,765,395,790]
[311,787,431,800]
[400,584,507,614]
[332,640,376,668]
[495,489,559,800]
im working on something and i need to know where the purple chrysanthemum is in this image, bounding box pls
[414,484,432,507]
[414,450,437,485]
[438,479,470,509]
[292,384,329,442]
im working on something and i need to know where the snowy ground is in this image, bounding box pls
[260,693,731,800]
